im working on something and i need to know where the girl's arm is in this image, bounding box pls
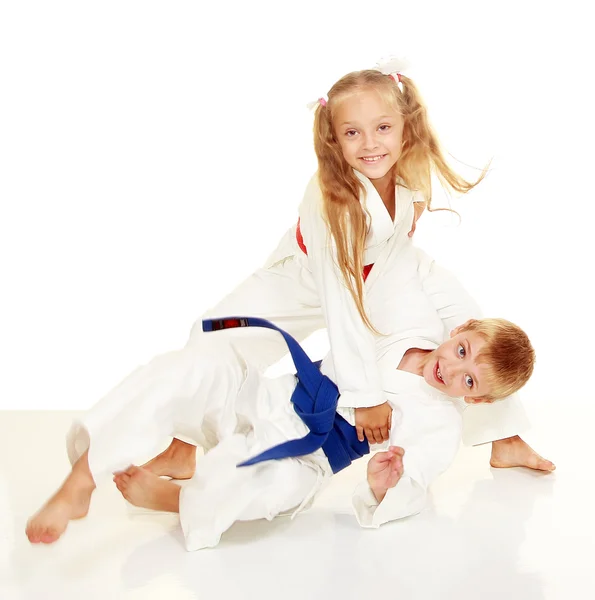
[299,176,385,413]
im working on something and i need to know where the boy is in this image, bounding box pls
[26,242,536,550]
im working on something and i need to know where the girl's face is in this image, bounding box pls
[333,89,404,186]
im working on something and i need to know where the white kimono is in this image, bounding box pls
[322,237,466,528]
[350,345,465,528]
[189,170,526,442]
[65,230,525,550]
[67,338,460,550]
[189,171,421,411]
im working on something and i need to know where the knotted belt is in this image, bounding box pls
[202,316,370,473]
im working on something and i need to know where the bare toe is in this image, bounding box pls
[26,499,80,545]
[532,457,556,472]
[490,436,555,472]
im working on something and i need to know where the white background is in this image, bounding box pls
[1,0,592,410]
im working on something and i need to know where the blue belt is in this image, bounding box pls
[202,317,370,473]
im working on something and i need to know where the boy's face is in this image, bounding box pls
[421,329,493,403]
[333,90,404,188]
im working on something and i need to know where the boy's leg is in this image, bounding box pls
[26,450,95,544]
[64,341,246,477]
[117,435,324,552]
[26,342,250,544]
[114,465,181,513]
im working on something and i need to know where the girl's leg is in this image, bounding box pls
[416,249,553,470]
[28,250,323,542]
[189,257,324,368]
[144,257,325,477]
[141,438,197,480]
[490,436,555,471]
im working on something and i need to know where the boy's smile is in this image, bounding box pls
[421,330,492,402]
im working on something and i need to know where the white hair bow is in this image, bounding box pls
[307,56,410,110]
[374,56,410,90]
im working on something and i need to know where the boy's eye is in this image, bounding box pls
[465,375,474,388]
[457,344,466,358]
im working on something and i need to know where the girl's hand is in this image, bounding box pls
[367,446,405,503]
[355,402,392,444]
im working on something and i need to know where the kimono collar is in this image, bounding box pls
[353,170,395,244]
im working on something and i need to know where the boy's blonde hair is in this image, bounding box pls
[458,318,535,400]
[313,69,487,331]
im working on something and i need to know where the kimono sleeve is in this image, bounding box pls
[299,175,384,410]
[352,396,463,528]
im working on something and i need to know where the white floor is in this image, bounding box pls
[1,402,593,600]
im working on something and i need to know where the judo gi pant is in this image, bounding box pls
[65,252,529,545]
[67,344,328,551]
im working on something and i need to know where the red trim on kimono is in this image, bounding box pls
[296,218,374,281]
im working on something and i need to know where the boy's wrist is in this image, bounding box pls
[368,482,388,503]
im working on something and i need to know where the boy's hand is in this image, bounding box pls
[367,446,405,503]
[355,402,392,444]
[408,202,426,237]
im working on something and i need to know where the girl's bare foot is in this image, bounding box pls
[141,438,196,480]
[490,435,555,472]
[113,466,181,512]
[26,452,96,544]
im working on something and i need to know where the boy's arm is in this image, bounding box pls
[351,396,463,528]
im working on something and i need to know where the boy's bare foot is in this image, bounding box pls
[114,466,181,513]
[141,438,196,480]
[490,435,555,472]
[26,456,96,544]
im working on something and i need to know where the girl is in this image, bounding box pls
[167,56,549,463]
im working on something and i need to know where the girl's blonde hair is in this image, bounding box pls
[458,318,536,400]
[313,69,487,331]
